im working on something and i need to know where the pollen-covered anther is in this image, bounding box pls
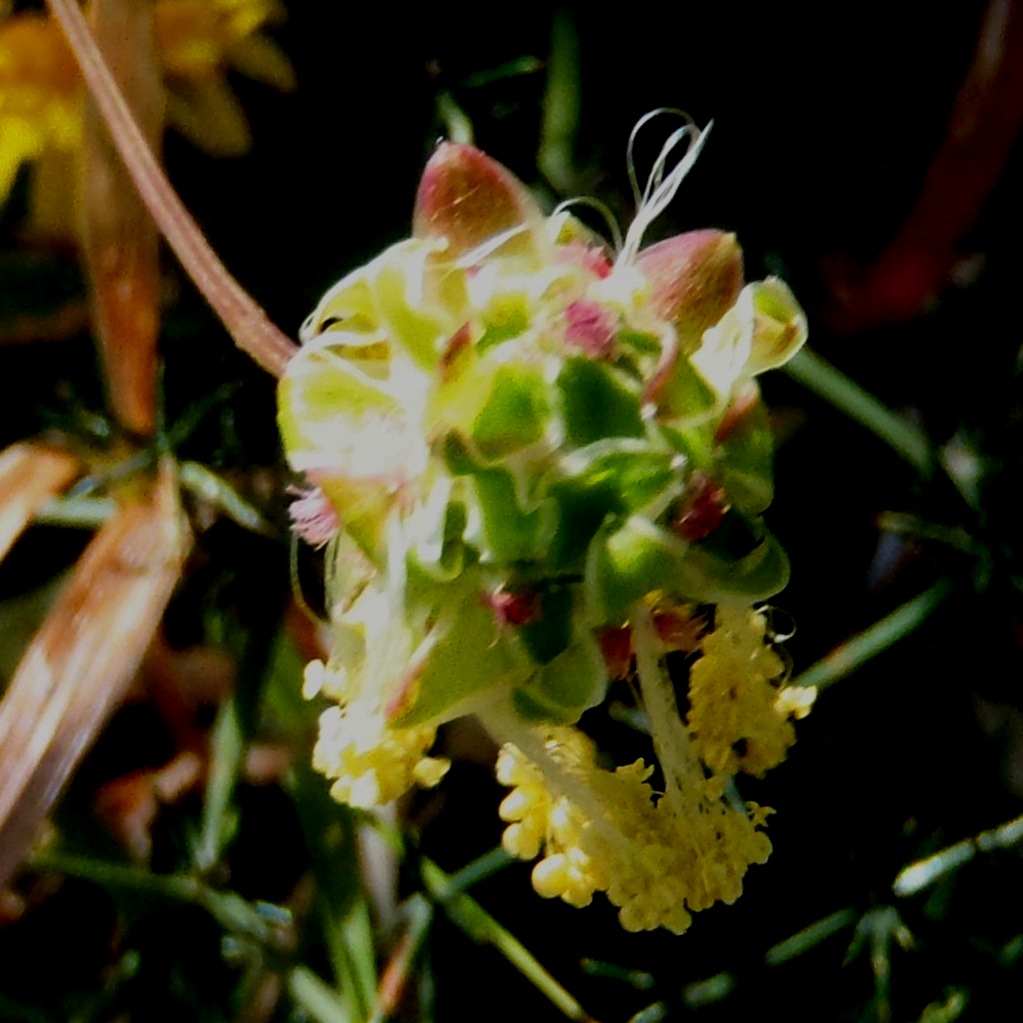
[775,684,816,720]
[686,603,807,777]
[531,850,599,908]
[312,703,449,809]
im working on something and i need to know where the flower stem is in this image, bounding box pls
[45,0,298,378]
[783,348,932,475]
[420,856,597,1022]
[631,603,701,822]
[475,700,629,856]
[791,579,953,691]
[893,811,1023,897]
[30,850,289,945]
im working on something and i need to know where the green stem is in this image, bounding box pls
[894,812,1023,897]
[538,9,581,194]
[195,696,245,873]
[33,495,117,528]
[631,604,701,820]
[179,461,274,536]
[420,857,596,1022]
[764,908,858,966]
[784,348,932,476]
[447,845,515,889]
[29,851,287,945]
[475,702,626,855]
[792,579,954,691]
[288,966,352,1023]
[367,848,512,1023]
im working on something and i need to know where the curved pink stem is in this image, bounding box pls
[45,0,298,378]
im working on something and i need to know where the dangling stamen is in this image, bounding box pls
[619,110,713,266]
[476,701,632,857]
[631,602,703,822]
[552,196,625,254]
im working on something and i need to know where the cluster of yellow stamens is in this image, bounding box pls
[304,659,449,810]
[687,603,815,777]
[495,722,773,934]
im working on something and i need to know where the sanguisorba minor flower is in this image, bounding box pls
[278,126,813,933]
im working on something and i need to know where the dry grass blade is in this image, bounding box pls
[81,0,163,436]
[0,461,191,888]
[0,442,80,563]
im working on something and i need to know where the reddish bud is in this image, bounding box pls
[673,471,728,541]
[485,587,542,627]
[413,142,543,257]
[597,625,633,679]
[635,230,744,350]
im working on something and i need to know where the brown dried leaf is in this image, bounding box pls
[0,462,191,888]
[0,442,80,563]
[80,0,164,436]
[94,749,202,861]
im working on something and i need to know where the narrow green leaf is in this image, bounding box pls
[288,966,353,1023]
[784,348,932,475]
[793,579,953,691]
[421,857,594,1021]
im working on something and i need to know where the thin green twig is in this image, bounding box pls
[894,812,1023,897]
[538,9,581,194]
[765,908,858,965]
[288,965,352,1023]
[367,848,513,1023]
[29,851,289,946]
[195,696,244,873]
[792,579,954,691]
[420,856,597,1022]
[179,461,274,536]
[33,495,117,528]
[784,348,933,475]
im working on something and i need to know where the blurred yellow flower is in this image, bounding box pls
[0,12,81,203]
[0,0,293,223]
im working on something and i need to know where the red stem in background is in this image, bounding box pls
[45,0,298,378]
[824,0,1023,332]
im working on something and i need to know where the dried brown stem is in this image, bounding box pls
[0,462,190,888]
[81,0,163,434]
[45,0,298,378]
[0,443,80,562]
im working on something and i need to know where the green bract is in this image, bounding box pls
[278,142,807,729]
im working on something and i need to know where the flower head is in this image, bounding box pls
[278,129,811,929]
